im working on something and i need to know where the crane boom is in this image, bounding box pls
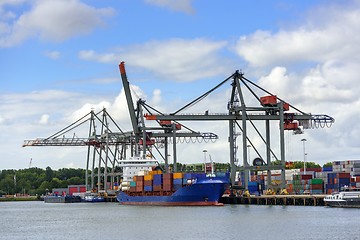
[119,62,139,135]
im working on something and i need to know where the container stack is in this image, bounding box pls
[351,176,360,188]
[173,173,183,191]
[309,178,324,194]
[153,173,163,192]
[326,172,351,194]
[315,171,328,184]
[292,174,312,194]
[163,173,173,191]
[144,173,153,192]
[129,180,136,192]
[332,160,360,175]
[351,161,360,176]
[134,175,144,192]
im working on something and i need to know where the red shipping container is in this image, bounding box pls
[163,173,173,180]
[337,172,350,178]
[310,184,323,190]
[301,174,313,180]
[153,185,162,192]
[144,180,152,186]
[136,182,144,187]
[134,176,144,182]
[162,184,172,191]
[306,168,322,172]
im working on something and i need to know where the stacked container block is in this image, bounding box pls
[163,173,173,191]
[173,173,183,191]
[153,174,163,192]
[326,172,351,194]
[134,176,144,192]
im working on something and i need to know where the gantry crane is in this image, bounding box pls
[136,69,334,189]
[119,62,218,172]
[23,108,132,193]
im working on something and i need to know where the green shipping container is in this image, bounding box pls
[310,178,323,185]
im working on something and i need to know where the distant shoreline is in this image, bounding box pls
[0,196,40,202]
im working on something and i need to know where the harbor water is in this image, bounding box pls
[1,201,359,240]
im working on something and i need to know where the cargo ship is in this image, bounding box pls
[116,157,229,206]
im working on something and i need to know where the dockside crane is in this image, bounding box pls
[119,62,219,172]
[23,108,132,193]
[141,70,335,190]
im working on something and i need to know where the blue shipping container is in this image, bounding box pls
[173,178,182,185]
[144,186,153,191]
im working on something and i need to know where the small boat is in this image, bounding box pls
[83,194,105,203]
[44,195,82,203]
[324,187,360,208]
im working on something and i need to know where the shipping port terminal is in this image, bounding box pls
[22,62,345,205]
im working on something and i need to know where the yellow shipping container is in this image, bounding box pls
[144,174,154,181]
[173,172,183,179]
[150,170,162,175]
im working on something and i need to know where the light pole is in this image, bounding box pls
[247,145,251,163]
[203,150,207,173]
[301,139,307,174]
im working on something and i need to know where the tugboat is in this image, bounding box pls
[324,187,360,208]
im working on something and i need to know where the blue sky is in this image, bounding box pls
[1,0,360,170]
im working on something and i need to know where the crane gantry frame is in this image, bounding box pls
[124,64,335,189]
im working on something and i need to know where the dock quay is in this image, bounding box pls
[220,194,327,206]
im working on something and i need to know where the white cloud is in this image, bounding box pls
[235,3,360,67]
[145,0,195,14]
[302,62,355,103]
[39,114,49,124]
[0,0,115,47]
[44,50,60,60]
[79,38,229,82]
[257,67,297,101]
[78,50,118,63]
[151,89,162,107]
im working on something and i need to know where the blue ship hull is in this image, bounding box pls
[116,178,229,206]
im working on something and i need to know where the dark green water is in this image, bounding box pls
[0,201,359,239]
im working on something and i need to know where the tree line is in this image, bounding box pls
[0,167,86,196]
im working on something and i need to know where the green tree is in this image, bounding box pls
[45,166,53,181]
[0,175,15,195]
[67,176,84,185]
[37,181,51,195]
[323,162,332,167]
